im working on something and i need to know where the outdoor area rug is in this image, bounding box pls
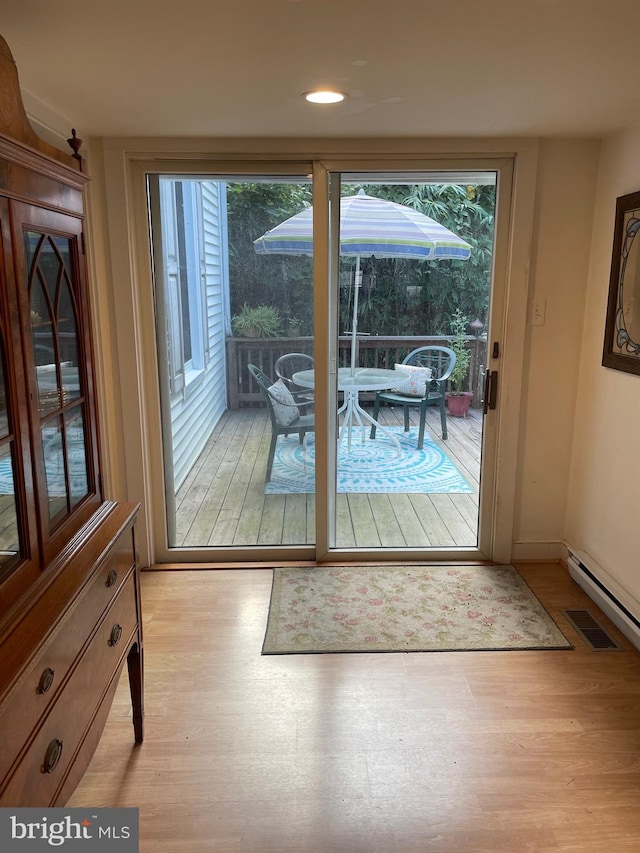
[262,565,572,654]
[264,427,472,495]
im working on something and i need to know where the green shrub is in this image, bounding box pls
[231,303,282,338]
[448,309,471,394]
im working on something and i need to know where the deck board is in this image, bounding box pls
[347,494,382,548]
[174,404,483,550]
[387,494,432,547]
[281,494,309,544]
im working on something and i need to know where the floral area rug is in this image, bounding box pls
[264,427,472,495]
[262,565,572,654]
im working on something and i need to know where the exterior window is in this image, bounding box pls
[159,180,206,394]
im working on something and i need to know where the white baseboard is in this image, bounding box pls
[567,549,640,652]
[511,540,564,562]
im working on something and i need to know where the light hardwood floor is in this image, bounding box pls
[174,405,483,549]
[69,563,640,852]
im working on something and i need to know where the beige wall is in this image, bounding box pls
[88,137,603,565]
[87,138,541,565]
[512,139,600,559]
[566,127,640,611]
[16,98,610,564]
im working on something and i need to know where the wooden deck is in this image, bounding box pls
[174,404,483,549]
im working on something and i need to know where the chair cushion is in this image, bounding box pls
[268,379,300,426]
[391,363,433,397]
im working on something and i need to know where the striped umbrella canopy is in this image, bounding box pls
[253,189,472,260]
[254,189,471,372]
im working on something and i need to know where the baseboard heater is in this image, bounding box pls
[567,549,640,652]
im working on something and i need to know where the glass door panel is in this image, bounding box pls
[41,416,67,521]
[65,406,89,507]
[0,196,39,592]
[0,340,21,577]
[329,174,497,552]
[150,174,315,550]
[25,230,91,525]
[146,161,507,562]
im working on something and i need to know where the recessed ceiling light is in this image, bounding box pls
[304,90,346,104]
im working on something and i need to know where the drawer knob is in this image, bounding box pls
[106,569,118,588]
[37,667,55,695]
[109,623,123,647]
[42,738,63,774]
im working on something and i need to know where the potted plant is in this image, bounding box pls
[446,308,473,417]
[231,303,281,338]
[287,317,302,337]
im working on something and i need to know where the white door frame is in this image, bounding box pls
[91,139,538,567]
[313,158,520,564]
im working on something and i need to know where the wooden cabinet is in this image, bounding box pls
[0,35,143,805]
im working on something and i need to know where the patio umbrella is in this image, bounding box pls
[254,189,471,373]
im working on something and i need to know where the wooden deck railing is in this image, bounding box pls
[226,335,488,409]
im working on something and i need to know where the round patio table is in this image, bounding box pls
[293,366,409,455]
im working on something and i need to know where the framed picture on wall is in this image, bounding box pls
[603,190,640,374]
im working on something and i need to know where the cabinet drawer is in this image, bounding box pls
[0,535,135,782]
[0,574,138,806]
[74,528,136,642]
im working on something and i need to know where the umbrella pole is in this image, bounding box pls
[350,256,362,375]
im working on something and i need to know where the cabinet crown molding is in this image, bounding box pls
[0,33,81,171]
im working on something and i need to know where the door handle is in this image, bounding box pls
[482,369,498,414]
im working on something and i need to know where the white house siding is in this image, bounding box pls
[169,180,229,491]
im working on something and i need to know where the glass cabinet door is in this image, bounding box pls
[0,333,22,580]
[25,230,91,524]
[12,201,102,561]
[0,198,38,593]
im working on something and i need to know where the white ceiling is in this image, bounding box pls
[2,0,640,140]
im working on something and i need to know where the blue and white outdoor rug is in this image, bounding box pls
[265,427,473,495]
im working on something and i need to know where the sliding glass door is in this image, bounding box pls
[147,159,508,563]
[149,171,316,551]
[322,170,497,554]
